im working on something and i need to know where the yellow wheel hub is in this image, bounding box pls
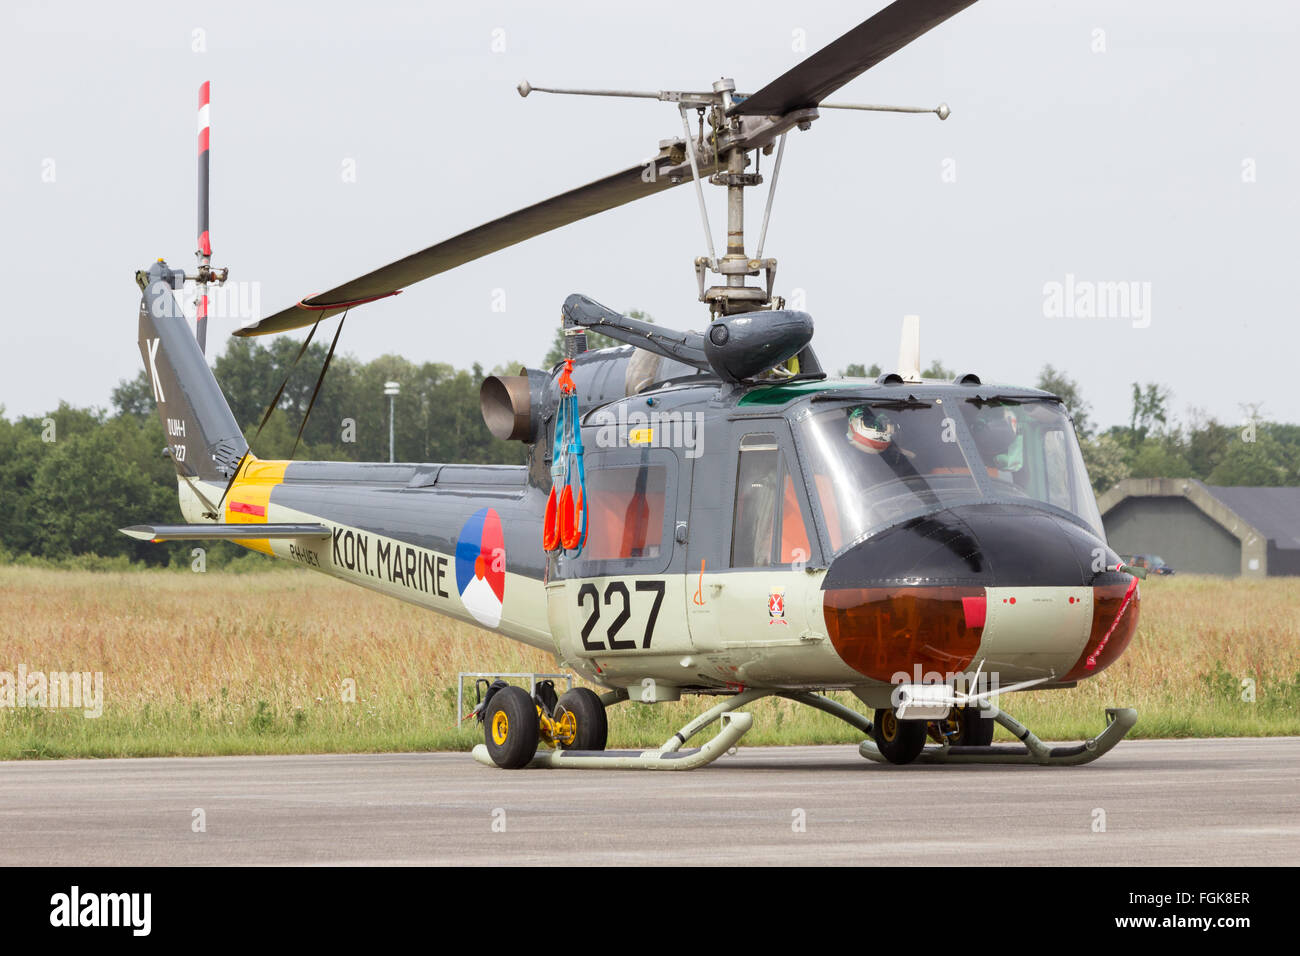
[491,710,509,746]
[555,710,577,747]
[880,711,898,742]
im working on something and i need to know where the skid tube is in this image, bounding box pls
[859,703,1138,766]
[471,688,765,770]
[470,688,873,770]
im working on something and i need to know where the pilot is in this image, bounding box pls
[846,406,894,455]
[971,405,1023,476]
[846,406,914,466]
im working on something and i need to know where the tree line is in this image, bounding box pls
[1,338,527,568]
[1,337,1294,567]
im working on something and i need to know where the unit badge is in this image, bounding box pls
[768,586,787,625]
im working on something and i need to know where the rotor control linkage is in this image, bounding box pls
[820,101,951,119]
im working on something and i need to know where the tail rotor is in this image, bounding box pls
[193,80,227,354]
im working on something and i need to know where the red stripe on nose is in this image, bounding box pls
[961,595,987,629]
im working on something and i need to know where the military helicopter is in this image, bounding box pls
[124,0,1146,771]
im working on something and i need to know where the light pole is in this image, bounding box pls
[383,381,400,463]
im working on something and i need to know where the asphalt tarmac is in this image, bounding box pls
[1,738,1295,865]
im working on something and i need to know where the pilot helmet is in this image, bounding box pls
[846,406,893,454]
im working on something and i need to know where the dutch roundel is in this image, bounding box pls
[455,507,506,628]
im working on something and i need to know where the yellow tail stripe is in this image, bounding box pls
[223,456,290,555]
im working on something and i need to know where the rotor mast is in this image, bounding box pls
[517,77,949,319]
[702,77,776,317]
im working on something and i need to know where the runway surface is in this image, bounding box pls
[1,738,1296,865]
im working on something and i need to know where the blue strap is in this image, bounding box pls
[549,391,586,558]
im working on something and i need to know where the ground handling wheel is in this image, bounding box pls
[931,704,996,747]
[483,684,539,769]
[872,708,926,765]
[554,687,608,751]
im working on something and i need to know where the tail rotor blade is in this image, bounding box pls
[196,80,212,354]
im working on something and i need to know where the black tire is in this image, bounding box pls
[940,704,995,746]
[484,685,539,769]
[872,708,926,765]
[555,688,608,751]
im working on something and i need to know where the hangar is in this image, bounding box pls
[1098,478,1300,577]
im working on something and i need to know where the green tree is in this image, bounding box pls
[922,359,953,380]
[1180,410,1231,480]
[1206,429,1297,486]
[1127,382,1171,447]
[1079,433,1130,494]
[1126,436,1192,480]
[27,413,179,562]
[542,308,653,367]
[112,371,155,418]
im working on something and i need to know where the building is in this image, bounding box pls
[1097,478,1300,577]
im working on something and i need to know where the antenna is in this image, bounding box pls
[898,314,921,382]
[193,80,227,354]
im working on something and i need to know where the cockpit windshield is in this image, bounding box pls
[796,401,982,553]
[957,396,1102,533]
[794,397,1103,554]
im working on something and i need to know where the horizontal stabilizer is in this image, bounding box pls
[120,523,331,543]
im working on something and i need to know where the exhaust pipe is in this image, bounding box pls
[480,368,548,442]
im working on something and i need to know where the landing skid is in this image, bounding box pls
[471,688,766,770]
[469,681,1136,770]
[859,705,1138,766]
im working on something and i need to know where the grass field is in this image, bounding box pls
[1,565,1297,759]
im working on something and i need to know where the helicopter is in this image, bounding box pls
[123,0,1146,771]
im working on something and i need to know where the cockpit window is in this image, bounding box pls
[796,402,981,553]
[794,396,1105,555]
[958,397,1103,535]
[731,433,816,568]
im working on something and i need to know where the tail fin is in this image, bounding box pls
[136,259,247,483]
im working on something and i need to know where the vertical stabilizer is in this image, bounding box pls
[136,259,246,484]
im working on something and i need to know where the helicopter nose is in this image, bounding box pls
[823,503,1112,589]
[820,504,1139,684]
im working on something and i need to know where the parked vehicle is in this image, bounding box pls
[1127,554,1176,576]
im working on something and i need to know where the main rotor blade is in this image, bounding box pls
[729,0,978,117]
[237,145,701,337]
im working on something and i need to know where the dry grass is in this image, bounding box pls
[1,566,1296,759]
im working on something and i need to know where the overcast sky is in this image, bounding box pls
[2,1,1295,431]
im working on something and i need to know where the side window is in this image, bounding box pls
[582,462,668,562]
[730,432,815,568]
